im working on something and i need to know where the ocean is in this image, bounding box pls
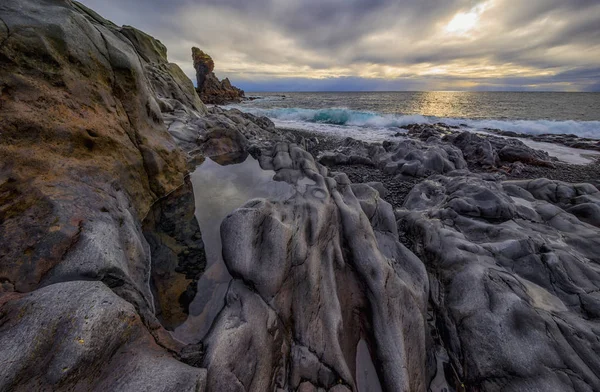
[226,92,600,142]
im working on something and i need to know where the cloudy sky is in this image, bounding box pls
[79,0,600,92]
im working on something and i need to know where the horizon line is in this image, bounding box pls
[243,90,598,94]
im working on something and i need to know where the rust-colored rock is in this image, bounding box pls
[0,0,205,390]
[192,47,245,104]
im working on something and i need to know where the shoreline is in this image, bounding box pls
[277,125,600,208]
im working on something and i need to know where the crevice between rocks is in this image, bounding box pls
[0,17,11,49]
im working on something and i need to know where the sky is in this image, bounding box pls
[78,0,600,92]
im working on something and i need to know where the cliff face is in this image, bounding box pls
[192,47,245,104]
[0,0,206,389]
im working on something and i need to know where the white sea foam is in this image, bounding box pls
[225,105,600,164]
[229,106,600,140]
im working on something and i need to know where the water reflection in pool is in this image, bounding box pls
[173,155,294,343]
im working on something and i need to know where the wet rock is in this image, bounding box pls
[143,178,207,330]
[445,131,499,168]
[486,128,600,153]
[0,0,206,388]
[163,105,289,162]
[402,123,455,140]
[402,125,556,171]
[444,130,555,169]
[318,137,466,179]
[496,144,553,167]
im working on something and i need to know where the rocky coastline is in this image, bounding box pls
[1,1,600,392]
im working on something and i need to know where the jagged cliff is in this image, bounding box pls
[192,47,245,104]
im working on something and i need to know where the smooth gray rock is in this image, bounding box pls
[163,105,291,161]
[0,281,206,392]
[405,124,555,171]
[318,137,466,179]
[202,143,429,391]
[397,174,600,391]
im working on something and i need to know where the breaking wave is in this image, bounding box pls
[232,106,600,139]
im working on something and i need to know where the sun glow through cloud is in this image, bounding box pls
[445,2,490,35]
[445,11,479,34]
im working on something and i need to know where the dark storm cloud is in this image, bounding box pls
[77,0,600,91]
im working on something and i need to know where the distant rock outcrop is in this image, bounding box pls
[192,47,245,104]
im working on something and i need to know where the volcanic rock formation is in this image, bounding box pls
[0,1,426,390]
[192,47,245,104]
[202,142,429,391]
[2,1,600,391]
[319,123,555,179]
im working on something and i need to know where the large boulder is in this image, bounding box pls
[163,105,289,162]
[318,137,467,179]
[0,281,206,391]
[405,124,555,171]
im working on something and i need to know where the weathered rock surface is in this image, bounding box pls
[192,47,245,104]
[485,128,600,153]
[319,124,557,180]
[397,174,600,391]
[0,281,206,391]
[163,105,292,163]
[0,0,207,389]
[4,1,600,391]
[3,2,432,391]
[406,123,556,170]
[318,136,467,179]
[202,142,429,391]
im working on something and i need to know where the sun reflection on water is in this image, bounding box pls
[404,91,481,119]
